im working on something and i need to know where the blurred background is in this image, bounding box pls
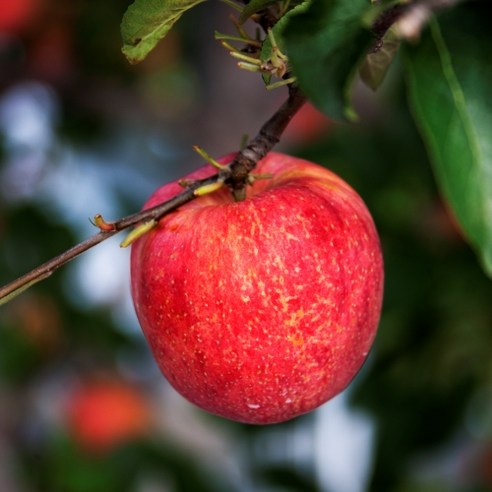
[1,1,492,491]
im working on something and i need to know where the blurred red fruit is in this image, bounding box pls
[284,103,332,145]
[65,380,152,453]
[0,0,43,34]
[29,23,75,82]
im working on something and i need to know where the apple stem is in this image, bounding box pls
[0,85,306,305]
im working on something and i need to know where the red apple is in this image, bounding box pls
[0,0,43,34]
[283,103,332,145]
[131,152,383,424]
[65,379,152,453]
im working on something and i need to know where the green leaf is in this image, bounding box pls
[359,26,400,91]
[402,4,492,277]
[283,0,374,121]
[121,0,205,64]
[239,0,306,24]
[239,0,278,24]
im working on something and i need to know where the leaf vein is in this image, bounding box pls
[430,19,485,206]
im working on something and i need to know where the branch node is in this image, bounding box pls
[0,84,307,304]
[178,178,195,188]
[91,214,117,232]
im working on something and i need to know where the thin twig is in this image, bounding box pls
[370,0,464,51]
[0,86,307,305]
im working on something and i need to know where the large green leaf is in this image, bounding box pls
[283,0,374,121]
[402,3,492,277]
[121,0,205,64]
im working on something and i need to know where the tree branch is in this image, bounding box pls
[0,85,307,306]
[370,0,465,52]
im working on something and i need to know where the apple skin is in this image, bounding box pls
[131,152,383,424]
